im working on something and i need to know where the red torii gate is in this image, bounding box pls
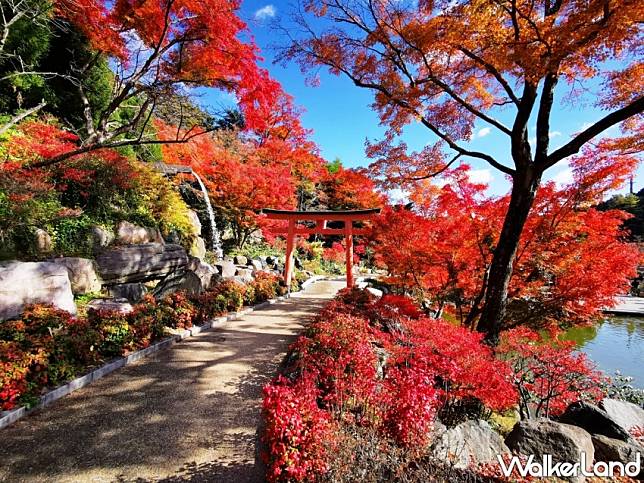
[262,208,381,289]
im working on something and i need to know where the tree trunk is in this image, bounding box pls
[477,167,542,343]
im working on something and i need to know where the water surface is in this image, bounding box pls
[562,316,644,387]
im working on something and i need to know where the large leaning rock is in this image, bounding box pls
[96,243,189,284]
[186,210,202,235]
[153,270,203,299]
[506,419,594,471]
[116,221,164,245]
[559,401,633,442]
[0,261,76,319]
[47,257,102,295]
[601,398,644,433]
[430,420,510,469]
[592,434,643,473]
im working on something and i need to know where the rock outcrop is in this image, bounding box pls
[0,261,76,319]
[601,398,644,434]
[505,419,594,471]
[47,257,102,295]
[96,243,188,284]
[430,420,510,469]
[153,270,204,299]
[108,283,148,303]
[116,221,164,245]
[559,401,633,442]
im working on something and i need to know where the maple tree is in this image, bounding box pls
[370,163,640,329]
[283,0,643,341]
[318,164,385,210]
[4,0,286,166]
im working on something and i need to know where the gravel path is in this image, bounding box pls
[0,279,344,483]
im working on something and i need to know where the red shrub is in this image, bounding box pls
[263,376,336,482]
[497,327,605,418]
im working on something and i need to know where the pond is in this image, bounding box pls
[562,316,644,388]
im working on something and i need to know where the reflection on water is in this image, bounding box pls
[562,316,644,388]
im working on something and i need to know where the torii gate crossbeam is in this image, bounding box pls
[262,208,381,289]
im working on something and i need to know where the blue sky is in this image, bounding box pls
[199,1,642,198]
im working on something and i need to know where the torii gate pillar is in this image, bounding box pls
[262,208,380,289]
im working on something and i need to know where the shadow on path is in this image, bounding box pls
[0,280,344,483]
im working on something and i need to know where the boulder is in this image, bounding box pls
[0,261,76,319]
[186,209,202,235]
[108,283,147,303]
[187,258,220,290]
[190,236,207,260]
[96,243,189,284]
[592,434,643,474]
[366,287,383,297]
[265,256,276,267]
[505,419,594,471]
[153,270,203,299]
[90,225,115,251]
[601,398,644,433]
[250,259,263,271]
[87,298,133,315]
[559,401,633,442]
[294,256,303,270]
[234,255,248,266]
[47,257,101,295]
[235,268,254,283]
[116,221,164,245]
[430,420,510,469]
[215,260,237,279]
[34,228,53,254]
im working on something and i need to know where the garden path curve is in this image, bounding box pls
[0,278,344,483]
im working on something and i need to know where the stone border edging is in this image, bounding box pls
[0,275,327,430]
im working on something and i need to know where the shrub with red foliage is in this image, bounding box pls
[263,375,336,482]
[497,327,605,419]
[262,288,518,481]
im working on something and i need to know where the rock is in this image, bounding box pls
[234,255,248,266]
[87,298,133,315]
[505,419,594,471]
[235,268,253,283]
[265,256,276,267]
[0,261,76,319]
[366,287,383,297]
[601,398,644,433]
[96,243,189,284]
[90,225,115,251]
[153,270,203,299]
[164,231,181,244]
[559,401,633,442]
[430,420,510,469]
[188,259,220,290]
[215,260,237,279]
[592,434,643,474]
[34,228,53,254]
[373,346,389,379]
[47,257,101,295]
[250,259,263,271]
[116,221,164,245]
[190,236,207,260]
[108,283,147,303]
[186,209,202,235]
[294,256,303,270]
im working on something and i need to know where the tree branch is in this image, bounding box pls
[543,95,644,169]
[0,101,46,136]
